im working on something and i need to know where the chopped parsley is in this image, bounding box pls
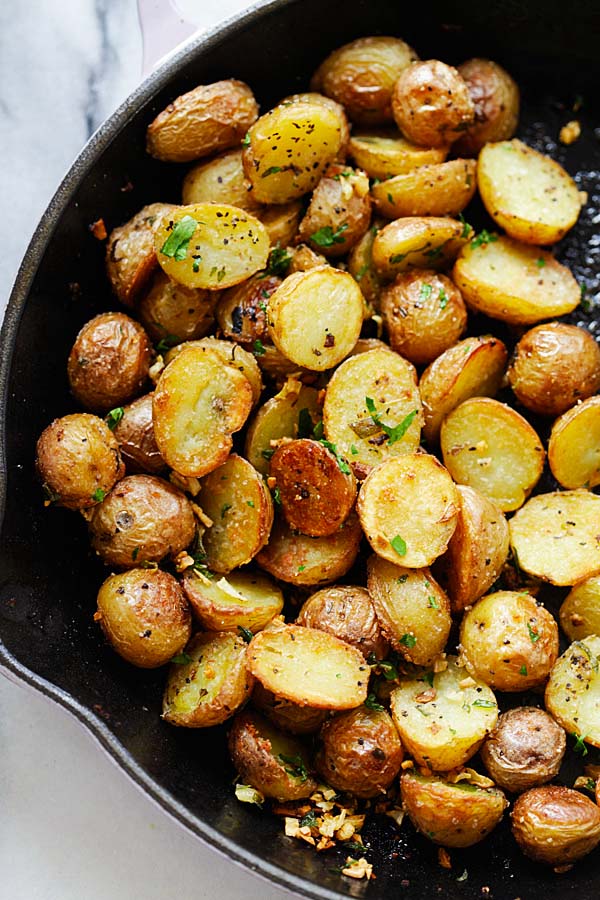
[253,339,266,356]
[387,192,394,204]
[397,574,408,584]
[472,699,496,708]
[399,633,417,648]
[536,257,546,268]
[419,283,433,302]
[438,287,449,310]
[171,652,193,665]
[299,811,318,828]
[156,334,180,354]
[220,503,232,519]
[519,664,528,676]
[350,444,359,455]
[105,407,124,430]
[160,215,197,260]
[312,420,324,440]
[354,263,369,282]
[527,622,540,643]
[428,595,440,609]
[458,213,473,239]
[389,253,406,265]
[91,488,106,502]
[390,534,407,557]
[364,693,385,712]
[319,440,351,474]
[246,500,255,508]
[310,223,349,247]
[297,407,314,439]
[265,245,292,277]
[261,166,283,178]
[272,486,282,505]
[237,626,254,643]
[367,653,399,681]
[364,397,418,445]
[471,229,498,249]
[573,733,589,756]
[261,448,275,461]
[278,753,308,782]
[297,565,306,573]
[242,132,251,147]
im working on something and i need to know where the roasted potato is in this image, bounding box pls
[67,312,152,413]
[454,58,520,156]
[106,202,176,306]
[257,202,304,247]
[288,243,328,274]
[182,569,283,633]
[181,149,261,211]
[163,631,253,727]
[347,223,382,309]
[228,710,317,801]
[460,591,559,692]
[380,269,467,366]
[391,60,474,147]
[511,786,600,865]
[478,139,583,245]
[367,556,451,665]
[146,79,258,163]
[372,216,469,279]
[559,576,600,643]
[296,585,389,659]
[390,658,499,771]
[95,568,191,668]
[280,92,350,160]
[215,272,281,346]
[178,336,263,406]
[88,474,195,567]
[371,159,477,219]
[251,682,328,735]
[111,393,165,475]
[348,129,447,180]
[549,396,600,489]
[315,707,403,798]
[311,36,418,125]
[545,636,600,747]
[245,379,321,476]
[36,413,124,510]
[247,624,369,709]
[401,772,507,848]
[296,164,371,257]
[508,322,600,417]
[137,269,217,345]
[358,453,459,568]
[480,707,566,793]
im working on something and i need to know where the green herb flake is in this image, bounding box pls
[299,811,318,828]
[297,407,313,439]
[312,420,324,440]
[272,486,282,505]
[171,652,193,665]
[472,698,496,708]
[390,534,407,557]
[350,444,359,455]
[237,625,254,643]
[573,733,589,756]
[344,841,367,856]
[387,192,394,204]
[246,500,255,508]
[364,693,385,712]
[105,407,124,430]
[160,215,198,261]
[278,753,308,782]
[428,595,440,609]
[265,245,292,277]
[297,564,306,573]
[423,671,434,687]
[221,503,232,519]
[310,223,349,247]
[192,260,200,273]
[156,335,179,354]
[536,257,546,268]
[419,283,433,302]
[132,547,140,561]
[261,166,283,178]
[389,253,406,265]
[355,264,369,282]
[527,622,540,643]
[253,339,266,356]
[364,396,418,446]
[471,229,498,249]
[91,488,106,503]
[261,448,275,461]
[580,283,593,313]
[458,213,473,239]
[438,288,449,310]
[319,440,351,474]
[399,633,417,648]
[242,132,251,148]
[519,664,528,676]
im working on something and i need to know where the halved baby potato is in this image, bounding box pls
[182,569,283,633]
[296,164,372,258]
[251,682,328,734]
[372,216,469,280]
[559,576,600,643]
[440,397,544,512]
[347,223,382,309]
[245,379,321,476]
[477,139,583,245]
[348,129,448,180]
[215,271,280,347]
[371,159,477,219]
[280,92,350,160]
[187,336,263,405]
[181,149,261,211]
[258,202,304,247]
[296,585,388,659]
[545,636,600,748]
[549,396,600,489]
[137,269,217,345]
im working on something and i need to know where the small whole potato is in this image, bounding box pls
[89,474,196,567]
[137,269,217,345]
[480,707,566,793]
[36,413,124,509]
[454,58,519,156]
[67,312,152,413]
[508,322,600,417]
[111,393,165,475]
[296,164,372,258]
[106,202,177,306]
[296,585,389,658]
[315,707,403,798]
[391,60,474,147]
[511,786,600,866]
[95,568,191,668]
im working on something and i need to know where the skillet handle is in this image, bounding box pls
[137,0,199,75]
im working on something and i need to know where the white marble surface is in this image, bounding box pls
[0,1,290,898]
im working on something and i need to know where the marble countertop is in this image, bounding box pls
[0,2,290,897]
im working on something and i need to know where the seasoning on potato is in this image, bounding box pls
[182,569,283,633]
[559,575,600,642]
[348,129,448,180]
[371,159,477,219]
[372,216,469,279]
[480,707,566,793]
[296,164,371,257]
[391,60,475,147]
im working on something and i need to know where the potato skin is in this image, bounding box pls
[89,474,195,568]
[111,393,165,475]
[480,707,566,793]
[508,322,600,417]
[181,149,261,211]
[391,60,474,147]
[36,413,124,509]
[146,79,258,163]
[137,269,217,345]
[559,576,600,642]
[251,682,327,735]
[454,58,519,156]
[95,568,191,668]
[296,585,388,658]
[315,707,403,798]
[511,786,600,866]
[68,312,152,413]
[296,164,371,258]
[216,273,281,346]
[371,159,477,219]
[106,203,177,306]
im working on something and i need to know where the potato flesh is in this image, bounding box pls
[245,380,321,476]
[441,397,544,512]
[181,149,260,211]
[189,337,263,406]
[559,577,600,643]
[248,625,368,709]
[372,216,468,279]
[477,139,582,245]
[267,267,364,371]
[549,396,600,489]
[452,236,580,325]
[390,657,498,771]
[509,491,600,586]
[182,569,283,632]
[371,159,477,219]
[545,636,600,747]
[348,130,448,180]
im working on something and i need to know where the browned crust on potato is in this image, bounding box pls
[480,707,566,793]
[391,60,474,147]
[251,682,328,734]
[296,164,372,258]
[216,273,281,346]
[112,393,165,475]
[296,585,388,658]
[106,203,177,306]
[454,58,520,156]
[511,786,600,865]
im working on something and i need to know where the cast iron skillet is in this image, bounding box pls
[2,0,600,897]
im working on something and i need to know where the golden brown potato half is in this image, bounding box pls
[181,149,261,211]
[169,336,262,406]
[247,624,369,709]
[545,636,600,747]
[390,658,499,771]
[549,396,600,489]
[196,454,274,573]
[256,512,362,587]
[269,439,356,537]
[137,270,217,345]
[419,335,508,444]
[480,707,566,793]
[242,100,345,204]
[257,202,304,247]
[454,58,520,156]
[215,272,281,346]
[106,203,177,306]
[288,243,328,274]
[322,347,422,479]
[509,491,600,586]
[347,223,382,310]
[146,79,258,163]
[434,485,509,614]
[453,235,580,325]
[315,707,403,798]
[559,576,600,643]
[367,556,451,666]
[440,397,544,512]
[228,710,317,801]
[154,204,269,291]
[163,631,253,727]
[181,569,283,633]
[311,36,418,125]
[358,454,459,568]
[267,267,364,371]
[88,474,196,568]
[296,585,389,659]
[372,216,469,280]
[391,60,474,147]
[508,323,600,417]
[460,591,559,691]
[251,682,328,734]
[348,129,448,180]
[245,379,321,476]
[371,159,477,219]
[67,312,152,413]
[111,393,165,475]
[36,413,124,510]
[511,786,600,866]
[152,344,254,478]
[478,139,583,245]
[401,772,507,848]
[95,568,191,668]
[296,164,371,258]
[380,269,467,366]
[280,92,350,160]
